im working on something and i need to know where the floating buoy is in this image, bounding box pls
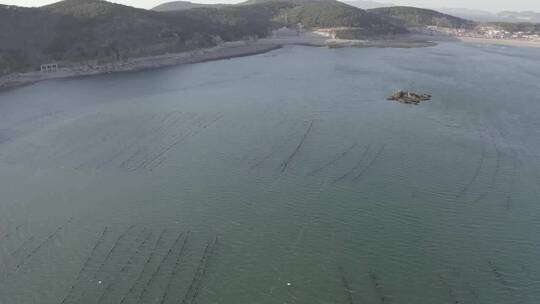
[98,280,102,284]
[286,282,292,286]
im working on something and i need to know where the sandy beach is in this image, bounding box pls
[0,35,435,92]
[458,37,540,48]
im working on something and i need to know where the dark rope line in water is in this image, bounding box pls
[76,121,159,170]
[120,146,149,170]
[119,229,167,304]
[473,189,489,204]
[490,140,502,186]
[353,144,387,181]
[333,145,371,184]
[249,120,304,170]
[138,131,194,171]
[186,238,218,304]
[450,268,480,303]
[97,230,153,304]
[0,231,8,244]
[170,111,188,126]
[250,150,275,170]
[506,196,512,210]
[132,144,169,171]
[520,264,535,282]
[469,288,480,304]
[308,142,358,176]
[158,232,191,304]
[136,231,185,304]
[468,287,479,303]
[281,120,314,173]
[504,150,521,211]
[149,114,224,171]
[119,150,138,170]
[487,261,512,290]
[9,236,35,257]
[86,128,148,170]
[100,116,157,169]
[132,113,219,172]
[437,274,461,304]
[120,230,153,273]
[15,218,72,270]
[75,225,136,303]
[180,236,219,304]
[456,147,487,199]
[368,271,387,304]
[0,224,23,245]
[60,227,109,304]
[181,242,210,304]
[96,225,136,274]
[129,117,201,172]
[338,266,355,304]
[249,136,289,170]
[474,128,503,203]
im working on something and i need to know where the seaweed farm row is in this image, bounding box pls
[0,220,536,304]
[245,115,520,210]
[0,223,219,304]
[337,260,528,304]
[2,110,224,173]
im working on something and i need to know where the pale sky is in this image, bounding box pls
[1,0,539,13]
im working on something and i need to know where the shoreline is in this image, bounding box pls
[0,36,435,92]
[457,36,540,48]
[0,41,282,93]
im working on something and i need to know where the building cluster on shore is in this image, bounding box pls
[416,25,540,42]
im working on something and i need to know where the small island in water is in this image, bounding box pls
[387,90,432,105]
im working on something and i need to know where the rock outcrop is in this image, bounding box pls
[387,90,431,105]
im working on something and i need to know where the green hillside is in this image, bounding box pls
[369,6,476,28]
[0,0,408,75]
[153,1,229,12]
[241,0,337,4]
[281,1,406,34]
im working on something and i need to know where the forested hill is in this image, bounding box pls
[369,6,476,29]
[280,1,405,34]
[0,0,286,74]
[152,1,229,12]
[159,0,406,34]
[241,0,337,4]
[0,0,407,75]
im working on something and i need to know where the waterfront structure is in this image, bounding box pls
[40,63,58,73]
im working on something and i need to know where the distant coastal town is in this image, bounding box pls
[419,24,540,42]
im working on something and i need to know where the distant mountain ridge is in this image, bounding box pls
[282,1,405,34]
[369,6,475,29]
[0,0,411,75]
[152,1,229,12]
[436,8,497,22]
[497,11,540,23]
[241,0,336,4]
[436,8,540,23]
[345,0,394,10]
[151,0,473,32]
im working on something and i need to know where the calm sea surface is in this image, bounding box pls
[0,42,539,304]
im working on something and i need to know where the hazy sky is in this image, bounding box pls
[2,0,540,13]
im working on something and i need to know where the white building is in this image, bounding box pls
[40,63,58,73]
